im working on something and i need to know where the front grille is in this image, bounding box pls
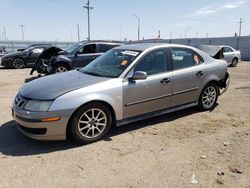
[18,124,47,135]
[14,95,27,108]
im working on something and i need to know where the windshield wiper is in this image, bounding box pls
[81,70,106,77]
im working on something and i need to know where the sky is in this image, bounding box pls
[0,0,249,42]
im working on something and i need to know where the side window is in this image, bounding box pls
[99,44,113,53]
[171,48,201,70]
[224,47,233,53]
[134,49,167,76]
[83,44,96,54]
[32,48,44,54]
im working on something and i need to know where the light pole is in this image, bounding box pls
[77,24,80,42]
[83,0,93,41]
[19,24,26,40]
[185,26,191,38]
[132,15,140,40]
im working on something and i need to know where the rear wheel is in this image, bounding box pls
[12,58,25,69]
[231,58,238,67]
[69,103,112,144]
[198,83,218,111]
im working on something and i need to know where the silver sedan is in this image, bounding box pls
[12,43,230,144]
[221,45,241,67]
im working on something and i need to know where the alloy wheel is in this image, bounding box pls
[202,86,217,109]
[77,108,107,139]
[55,66,68,73]
[13,58,24,69]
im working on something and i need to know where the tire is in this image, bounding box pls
[231,58,238,67]
[69,102,113,144]
[52,63,69,74]
[198,83,219,111]
[12,58,25,69]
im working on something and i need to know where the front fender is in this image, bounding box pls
[49,79,123,120]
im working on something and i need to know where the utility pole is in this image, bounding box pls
[132,15,140,40]
[83,0,93,41]
[19,24,26,40]
[2,27,7,40]
[158,30,161,39]
[238,18,243,37]
[185,26,191,38]
[237,18,244,50]
[77,24,80,42]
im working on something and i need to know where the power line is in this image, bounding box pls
[83,0,93,41]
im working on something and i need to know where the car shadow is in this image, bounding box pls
[0,107,204,157]
[25,75,43,83]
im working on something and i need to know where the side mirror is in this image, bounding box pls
[129,71,147,81]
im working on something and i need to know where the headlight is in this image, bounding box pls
[24,100,53,112]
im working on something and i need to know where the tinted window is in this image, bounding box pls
[171,48,201,70]
[83,44,96,54]
[99,44,115,53]
[134,49,167,75]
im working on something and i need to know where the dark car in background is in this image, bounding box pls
[0,44,52,69]
[31,41,122,74]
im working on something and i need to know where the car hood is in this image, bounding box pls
[195,45,224,59]
[35,46,66,63]
[19,70,110,100]
[2,51,24,58]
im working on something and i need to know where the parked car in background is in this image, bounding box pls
[221,45,241,67]
[31,41,123,75]
[0,44,52,69]
[12,43,230,144]
[195,44,241,67]
[0,47,8,58]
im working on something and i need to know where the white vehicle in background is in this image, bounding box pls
[221,46,241,67]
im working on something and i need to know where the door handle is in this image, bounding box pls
[160,78,171,84]
[196,71,204,77]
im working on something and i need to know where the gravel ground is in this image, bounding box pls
[0,62,250,188]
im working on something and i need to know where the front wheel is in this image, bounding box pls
[198,83,218,111]
[69,103,112,144]
[12,58,25,69]
[52,63,69,74]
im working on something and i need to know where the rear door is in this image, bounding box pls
[223,47,234,63]
[123,48,172,118]
[170,48,205,106]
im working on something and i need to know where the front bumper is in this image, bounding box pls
[12,106,73,141]
[1,58,12,67]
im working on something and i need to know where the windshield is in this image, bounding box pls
[80,49,141,78]
[65,43,83,53]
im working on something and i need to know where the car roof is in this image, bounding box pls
[115,43,193,51]
[78,40,123,46]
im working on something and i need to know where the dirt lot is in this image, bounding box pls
[0,62,250,188]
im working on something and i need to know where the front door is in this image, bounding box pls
[170,48,205,106]
[123,48,172,119]
[73,44,98,68]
